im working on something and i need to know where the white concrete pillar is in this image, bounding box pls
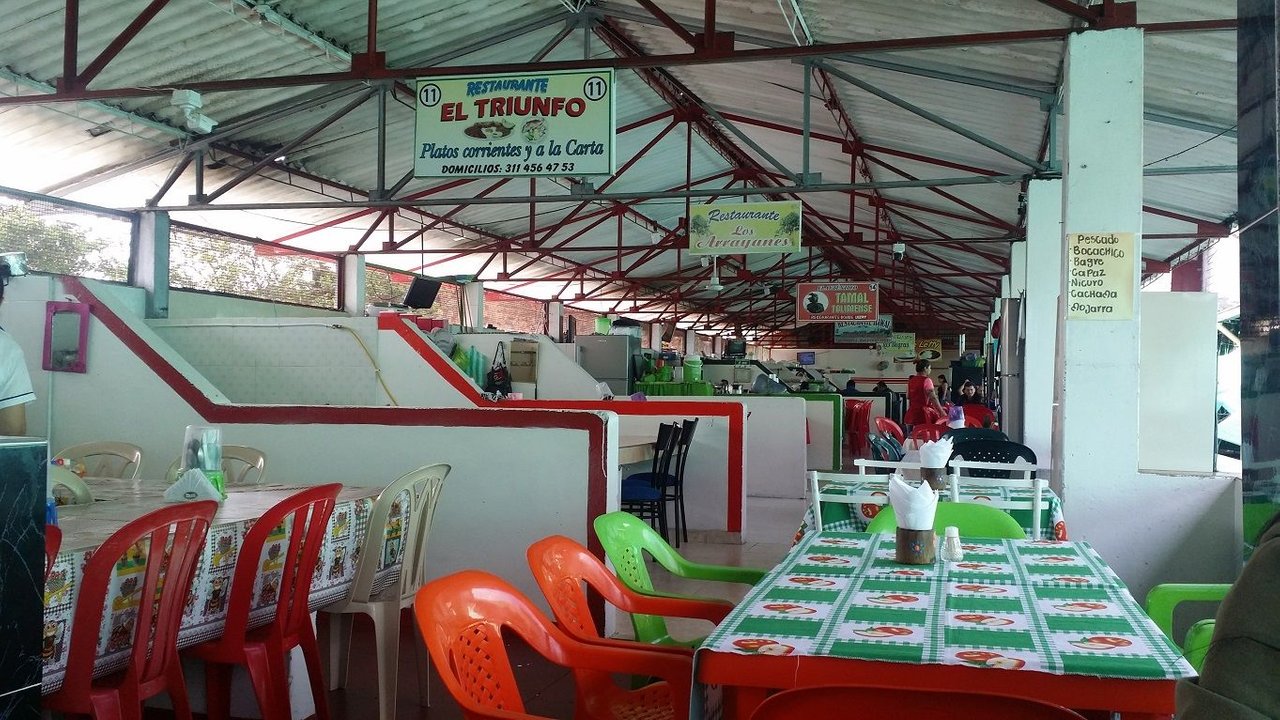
[1053,29,1144,536]
[649,323,664,351]
[462,281,484,330]
[130,211,170,318]
[341,254,366,316]
[685,329,699,355]
[547,301,563,340]
[1008,241,1028,298]
[1022,179,1063,463]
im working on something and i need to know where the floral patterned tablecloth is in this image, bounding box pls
[42,484,406,693]
[699,531,1195,681]
[799,479,1068,542]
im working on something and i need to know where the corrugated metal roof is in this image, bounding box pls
[0,0,1242,335]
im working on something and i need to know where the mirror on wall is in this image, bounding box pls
[42,301,89,373]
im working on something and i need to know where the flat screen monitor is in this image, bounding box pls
[725,339,747,358]
[403,277,441,309]
[797,351,816,366]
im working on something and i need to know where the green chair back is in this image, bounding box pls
[593,511,688,645]
[1144,582,1232,673]
[864,502,1025,539]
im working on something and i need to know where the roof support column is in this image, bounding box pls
[1022,178,1062,466]
[129,211,169,318]
[462,281,484,331]
[341,254,366,316]
[1052,29,1144,558]
[1239,0,1280,548]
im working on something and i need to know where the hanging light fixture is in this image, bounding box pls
[705,257,723,293]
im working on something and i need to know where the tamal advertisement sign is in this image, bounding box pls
[796,281,879,323]
[414,69,615,178]
[688,201,802,255]
[1065,232,1135,320]
[835,315,893,343]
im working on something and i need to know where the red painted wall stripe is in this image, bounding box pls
[62,278,610,559]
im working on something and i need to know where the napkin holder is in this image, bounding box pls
[920,466,947,491]
[896,527,936,564]
[164,469,223,504]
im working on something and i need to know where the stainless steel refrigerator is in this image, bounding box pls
[575,334,642,396]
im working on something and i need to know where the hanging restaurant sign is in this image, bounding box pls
[688,201,803,255]
[1065,232,1136,320]
[883,332,917,363]
[414,69,615,178]
[835,315,893,343]
[915,337,943,361]
[796,281,878,323]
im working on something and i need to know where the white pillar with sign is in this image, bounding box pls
[1053,28,1143,539]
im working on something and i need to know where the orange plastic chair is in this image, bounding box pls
[874,416,905,445]
[45,524,62,581]
[187,484,341,720]
[44,501,218,720]
[526,535,732,651]
[414,570,693,720]
[750,686,1087,720]
[908,424,945,447]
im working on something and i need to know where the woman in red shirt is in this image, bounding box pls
[904,359,945,427]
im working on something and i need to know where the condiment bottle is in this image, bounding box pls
[940,525,964,562]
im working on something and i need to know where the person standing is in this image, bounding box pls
[0,261,33,435]
[904,359,945,427]
[936,375,952,405]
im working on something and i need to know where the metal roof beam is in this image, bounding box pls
[76,0,174,88]
[1034,0,1101,24]
[818,61,1048,172]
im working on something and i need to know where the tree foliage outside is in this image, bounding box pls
[169,228,338,308]
[0,202,129,280]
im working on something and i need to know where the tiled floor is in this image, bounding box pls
[326,496,805,720]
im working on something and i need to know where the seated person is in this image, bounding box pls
[841,378,858,396]
[1177,510,1280,719]
[957,381,985,405]
[873,380,891,393]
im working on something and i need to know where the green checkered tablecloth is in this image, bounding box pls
[699,531,1196,681]
[799,479,1067,542]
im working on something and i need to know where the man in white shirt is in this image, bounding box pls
[0,261,33,435]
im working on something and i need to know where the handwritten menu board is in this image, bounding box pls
[1066,232,1136,320]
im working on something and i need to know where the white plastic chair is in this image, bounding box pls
[808,460,924,532]
[320,464,449,720]
[54,441,143,480]
[164,445,267,486]
[948,458,1046,537]
[48,464,93,504]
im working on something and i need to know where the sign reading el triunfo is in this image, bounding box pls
[1065,232,1136,320]
[414,69,615,178]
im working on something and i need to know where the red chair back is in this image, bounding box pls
[750,686,1086,720]
[909,424,945,446]
[218,484,341,648]
[45,524,61,581]
[56,501,217,703]
[963,404,997,428]
[874,416,905,445]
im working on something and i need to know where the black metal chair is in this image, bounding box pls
[662,418,698,546]
[620,423,682,542]
[941,427,1009,444]
[950,439,1037,479]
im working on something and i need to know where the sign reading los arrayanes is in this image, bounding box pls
[1065,232,1136,320]
[688,201,802,255]
[415,69,615,178]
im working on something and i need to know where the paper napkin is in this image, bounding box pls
[888,472,938,530]
[919,437,954,468]
[164,468,223,503]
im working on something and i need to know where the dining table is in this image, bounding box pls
[618,434,657,466]
[42,479,400,694]
[694,530,1195,720]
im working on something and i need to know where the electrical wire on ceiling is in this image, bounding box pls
[1144,124,1238,167]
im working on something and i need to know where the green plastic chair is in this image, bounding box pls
[593,511,766,647]
[1145,583,1231,672]
[864,502,1026,539]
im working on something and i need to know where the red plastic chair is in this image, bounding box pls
[874,416,905,445]
[526,535,732,651]
[908,424,945,447]
[750,686,1087,720]
[963,404,997,428]
[187,484,341,720]
[44,501,218,720]
[414,570,693,720]
[45,524,62,581]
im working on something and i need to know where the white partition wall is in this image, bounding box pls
[1138,291,1219,473]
